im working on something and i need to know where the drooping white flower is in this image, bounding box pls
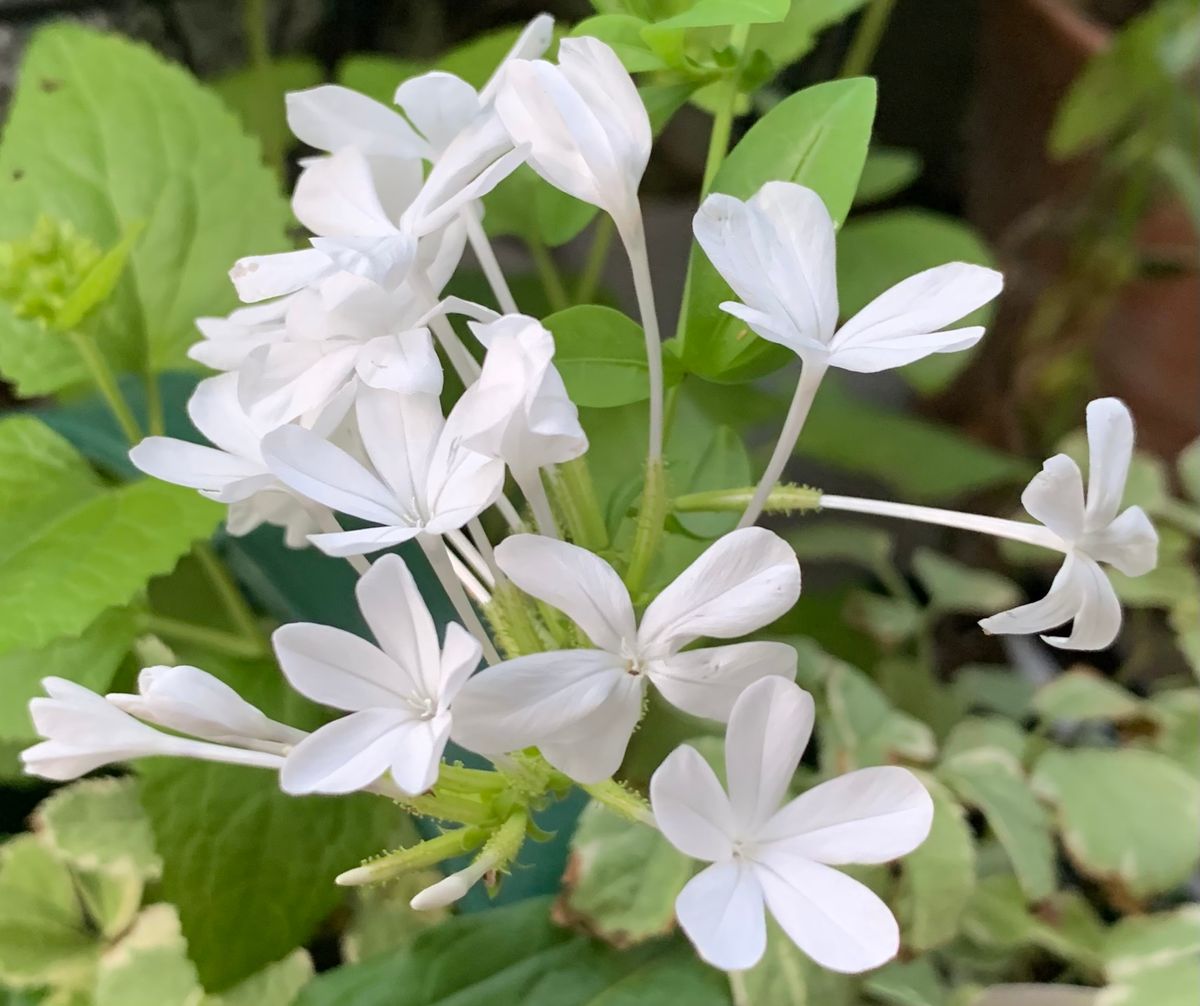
[693,182,1003,373]
[128,373,335,547]
[495,36,651,238]
[22,678,286,781]
[452,528,801,783]
[651,676,933,973]
[272,554,481,795]
[261,387,504,557]
[108,665,306,754]
[979,397,1157,649]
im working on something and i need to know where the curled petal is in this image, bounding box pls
[1042,557,1122,651]
[1021,455,1086,543]
[1083,505,1158,577]
[1084,397,1135,530]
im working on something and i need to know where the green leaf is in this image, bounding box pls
[843,591,922,648]
[730,917,856,1006]
[744,0,870,74]
[138,660,408,991]
[34,776,160,880]
[680,78,877,382]
[1141,689,1200,779]
[573,15,667,72]
[1032,747,1200,900]
[836,210,996,393]
[1178,437,1200,502]
[544,305,683,407]
[863,958,947,1006]
[952,665,1036,721]
[1104,906,1200,981]
[93,904,200,1006]
[912,548,1021,617]
[557,801,693,947]
[673,425,751,539]
[787,520,894,577]
[646,0,789,32]
[1031,670,1146,724]
[823,661,937,772]
[940,749,1056,902]
[1100,956,1200,1006]
[0,23,290,392]
[960,875,1104,967]
[941,716,1028,766]
[54,220,145,332]
[211,56,324,156]
[335,54,427,103]
[896,775,976,951]
[0,478,221,656]
[799,377,1032,500]
[295,897,730,1006]
[206,951,315,1006]
[854,146,923,206]
[0,835,98,990]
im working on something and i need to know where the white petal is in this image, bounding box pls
[675,862,767,972]
[272,622,413,711]
[230,248,332,303]
[437,622,483,709]
[979,556,1082,640]
[293,149,401,238]
[394,71,482,154]
[308,525,420,558]
[1021,455,1086,542]
[831,263,1003,358]
[1083,397,1135,530]
[493,535,636,652]
[479,13,555,102]
[188,372,266,458]
[389,713,452,795]
[451,649,627,756]
[422,437,505,534]
[239,342,358,429]
[725,677,814,834]
[280,708,413,795]
[754,852,900,974]
[129,437,263,496]
[1083,505,1158,577]
[760,766,934,862]
[355,388,444,518]
[649,745,736,861]
[355,331,444,396]
[356,554,442,699]
[648,641,796,722]
[829,326,985,374]
[261,424,405,526]
[638,527,800,656]
[537,672,644,783]
[1042,557,1123,650]
[286,85,428,158]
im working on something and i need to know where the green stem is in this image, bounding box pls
[243,0,285,177]
[701,23,750,195]
[527,235,570,312]
[68,331,141,444]
[624,458,668,598]
[550,458,610,551]
[486,581,546,658]
[574,215,615,304]
[336,826,487,886]
[402,790,494,826]
[437,763,509,794]
[581,779,655,827]
[672,483,822,515]
[194,542,266,651]
[138,613,266,660]
[144,370,164,436]
[839,0,897,78]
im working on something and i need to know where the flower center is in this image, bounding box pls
[406,694,436,719]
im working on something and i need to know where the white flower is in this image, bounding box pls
[108,665,306,753]
[651,676,933,973]
[272,554,481,795]
[455,313,587,481]
[452,528,800,783]
[22,678,285,781]
[494,36,651,238]
[693,182,1004,373]
[128,373,332,547]
[190,297,292,371]
[261,387,504,557]
[979,398,1157,650]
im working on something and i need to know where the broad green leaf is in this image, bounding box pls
[1141,689,1200,778]
[0,607,133,740]
[0,835,98,989]
[206,951,315,1006]
[961,875,1104,967]
[139,669,406,993]
[952,665,1036,721]
[1098,956,1200,1006]
[34,776,160,880]
[543,305,683,407]
[864,958,947,1006]
[211,56,324,158]
[1032,748,1200,900]
[912,548,1021,617]
[574,15,667,71]
[1031,670,1146,724]
[897,775,976,951]
[342,879,446,964]
[0,478,221,655]
[823,661,937,772]
[558,801,693,946]
[843,590,922,648]
[745,0,870,73]
[799,377,1032,500]
[1178,437,1200,502]
[680,78,877,381]
[75,867,144,942]
[940,717,1027,766]
[646,0,789,31]
[93,904,200,1006]
[335,54,427,103]
[836,210,996,393]
[940,749,1056,902]
[438,25,543,89]
[481,165,600,248]
[787,520,894,577]
[673,425,751,539]
[854,146,923,206]
[0,23,290,392]
[729,918,855,1006]
[1104,906,1200,981]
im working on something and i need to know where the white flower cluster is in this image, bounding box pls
[23,21,1158,975]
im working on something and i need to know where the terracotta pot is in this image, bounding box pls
[963,0,1198,456]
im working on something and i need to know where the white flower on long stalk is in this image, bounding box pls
[261,387,504,558]
[108,665,306,754]
[693,181,1003,528]
[978,398,1157,648]
[272,554,480,796]
[22,678,288,781]
[453,314,587,535]
[651,676,933,973]
[129,373,336,547]
[452,528,800,783]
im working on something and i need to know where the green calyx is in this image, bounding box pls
[0,216,102,329]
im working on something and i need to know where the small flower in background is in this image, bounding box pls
[650,676,933,973]
[272,554,481,795]
[980,397,1158,649]
[452,527,801,783]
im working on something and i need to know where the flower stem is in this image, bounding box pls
[515,467,560,539]
[818,494,1068,551]
[485,581,546,658]
[738,357,828,528]
[527,234,570,312]
[582,779,656,827]
[409,269,481,385]
[194,542,265,650]
[335,826,487,886]
[68,331,141,444]
[621,214,665,463]
[461,205,518,314]
[674,483,822,515]
[243,0,285,178]
[575,215,614,304]
[624,457,668,598]
[420,535,501,665]
[550,458,609,551]
[701,22,750,196]
[138,613,267,660]
[840,0,897,78]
